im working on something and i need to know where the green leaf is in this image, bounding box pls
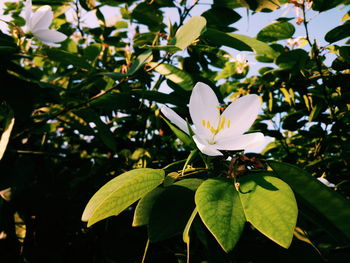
[238,0,281,12]
[149,63,194,91]
[239,173,297,249]
[202,7,240,32]
[325,22,350,43]
[132,90,183,106]
[84,44,102,62]
[0,46,17,56]
[74,109,117,151]
[340,46,350,63]
[215,62,235,80]
[45,49,90,69]
[195,178,246,252]
[127,50,153,75]
[312,0,346,12]
[162,116,194,147]
[170,16,207,50]
[132,179,202,227]
[102,50,152,79]
[175,178,204,191]
[148,185,197,242]
[309,103,323,122]
[276,49,309,71]
[131,2,165,31]
[82,168,165,227]
[0,109,15,160]
[269,161,350,243]
[213,0,241,8]
[132,187,165,227]
[231,33,279,58]
[203,28,251,51]
[90,92,139,111]
[257,21,295,42]
[203,29,279,59]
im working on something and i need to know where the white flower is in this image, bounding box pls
[23,0,67,46]
[286,36,307,48]
[233,54,249,74]
[317,177,335,187]
[161,82,264,156]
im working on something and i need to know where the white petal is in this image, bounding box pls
[317,177,335,187]
[40,41,61,47]
[193,135,223,156]
[161,106,189,134]
[189,82,220,142]
[24,0,33,24]
[215,132,264,151]
[216,94,261,141]
[30,5,53,30]
[33,29,67,43]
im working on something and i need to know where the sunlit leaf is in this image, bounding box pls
[257,21,295,42]
[195,178,246,252]
[170,16,207,50]
[239,173,298,249]
[149,62,193,91]
[203,29,279,59]
[82,168,165,227]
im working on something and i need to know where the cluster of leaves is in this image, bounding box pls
[0,0,350,262]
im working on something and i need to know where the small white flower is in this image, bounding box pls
[23,0,67,46]
[233,54,249,74]
[317,177,335,187]
[161,82,264,156]
[286,36,307,48]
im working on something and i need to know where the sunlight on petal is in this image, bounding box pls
[33,29,67,43]
[29,5,52,30]
[161,106,189,134]
[215,132,264,151]
[193,135,223,156]
[24,0,32,23]
[215,94,261,141]
[189,82,220,142]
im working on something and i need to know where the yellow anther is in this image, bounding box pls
[202,120,206,127]
[220,116,226,130]
[207,121,211,129]
[210,127,217,134]
[227,120,231,128]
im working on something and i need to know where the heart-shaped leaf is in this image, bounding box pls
[195,178,246,252]
[239,173,297,248]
